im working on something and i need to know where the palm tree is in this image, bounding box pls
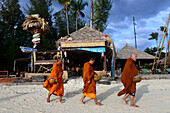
[71,0,88,31]
[54,0,71,35]
[148,32,159,47]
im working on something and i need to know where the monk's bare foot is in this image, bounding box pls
[79,99,85,104]
[47,98,50,103]
[122,98,127,104]
[96,102,103,106]
[58,99,65,104]
[130,104,139,108]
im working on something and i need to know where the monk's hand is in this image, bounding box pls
[94,74,97,77]
[88,80,91,84]
[55,80,58,83]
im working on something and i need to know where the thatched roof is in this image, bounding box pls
[22,14,50,34]
[116,44,155,59]
[60,26,112,43]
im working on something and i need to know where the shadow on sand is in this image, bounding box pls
[135,84,149,103]
[64,88,82,99]
[0,93,28,103]
[97,85,122,102]
[84,85,122,103]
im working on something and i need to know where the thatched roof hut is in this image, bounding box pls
[116,43,155,59]
[58,26,114,72]
[59,26,112,48]
[161,53,170,65]
[116,44,155,71]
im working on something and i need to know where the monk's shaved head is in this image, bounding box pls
[131,53,137,61]
[131,53,136,57]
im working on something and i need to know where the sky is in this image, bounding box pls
[19,0,170,51]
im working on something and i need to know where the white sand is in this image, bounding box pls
[0,78,170,113]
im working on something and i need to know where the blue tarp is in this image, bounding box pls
[70,47,105,53]
[20,46,37,52]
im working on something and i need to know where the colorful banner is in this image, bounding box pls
[70,47,105,53]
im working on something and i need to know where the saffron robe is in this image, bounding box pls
[82,62,97,99]
[117,58,138,96]
[43,62,64,96]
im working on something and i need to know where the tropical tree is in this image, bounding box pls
[144,47,165,59]
[54,0,72,35]
[148,32,158,47]
[160,26,168,34]
[53,7,85,37]
[71,0,88,31]
[0,0,30,70]
[93,0,112,32]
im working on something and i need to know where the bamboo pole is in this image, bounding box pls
[155,29,168,69]
[164,35,170,70]
[152,14,170,71]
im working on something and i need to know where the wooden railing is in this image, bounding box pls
[0,71,8,78]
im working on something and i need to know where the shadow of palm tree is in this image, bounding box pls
[97,85,122,102]
[135,84,149,103]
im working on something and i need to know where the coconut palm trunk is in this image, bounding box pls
[90,0,93,28]
[66,6,69,35]
[76,13,78,31]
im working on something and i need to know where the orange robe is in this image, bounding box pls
[43,62,64,96]
[82,62,97,99]
[117,58,138,96]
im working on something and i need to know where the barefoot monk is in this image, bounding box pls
[117,53,139,107]
[80,58,103,106]
[43,59,65,103]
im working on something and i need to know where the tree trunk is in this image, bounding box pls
[76,13,78,31]
[90,0,93,28]
[66,6,69,35]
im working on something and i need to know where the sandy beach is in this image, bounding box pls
[0,78,170,113]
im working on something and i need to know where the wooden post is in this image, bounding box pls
[33,51,36,73]
[113,50,116,79]
[103,53,107,71]
[31,52,33,72]
[61,51,64,70]
[138,60,140,70]
[13,60,16,72]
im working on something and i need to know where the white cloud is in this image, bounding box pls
[106,7,170,52]
[115,38,154,51]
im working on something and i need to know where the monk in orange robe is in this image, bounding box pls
[80,58,103,106]
[43,59,65,103]
[117,53,139,107]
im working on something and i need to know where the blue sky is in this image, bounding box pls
[19,0,170,51]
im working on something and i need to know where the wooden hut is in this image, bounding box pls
[116,44,155,73]
[59,26,114,76]
[161,52,170,67]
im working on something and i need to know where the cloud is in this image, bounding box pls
[115,38,154,51]
[109,0,170,22]
[105,5,170,51]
